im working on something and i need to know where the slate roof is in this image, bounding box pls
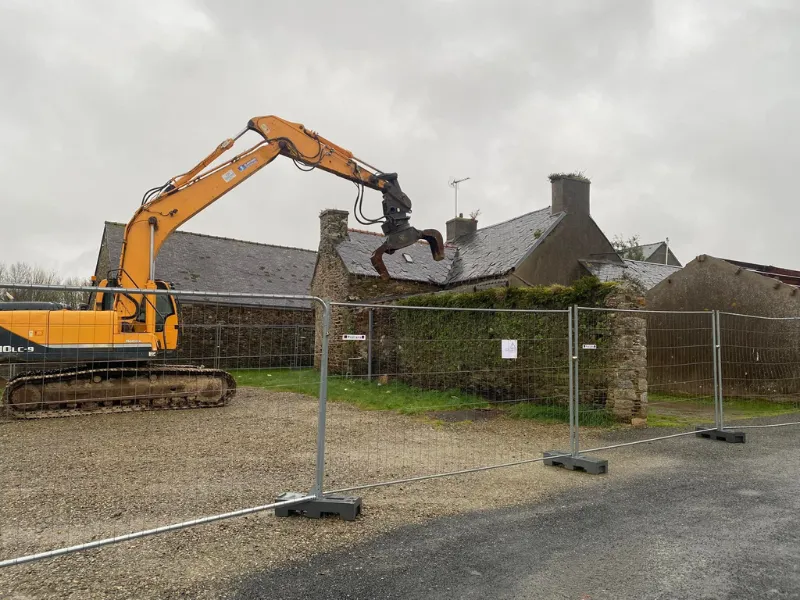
[623,242,663,261]
[99,222,316,308]
[579,258,682,291]
[335,208,565,285]
[336,230,457,284]
[446,208,565,284]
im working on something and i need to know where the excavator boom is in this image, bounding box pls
[116,115,444,315]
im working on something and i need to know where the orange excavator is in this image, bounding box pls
[0,115,445,418]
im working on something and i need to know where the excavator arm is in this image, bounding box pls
[113,116,444,317]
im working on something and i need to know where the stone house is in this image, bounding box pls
[94,222,318,368]
[310,174,680,303]
[644,254,800,398]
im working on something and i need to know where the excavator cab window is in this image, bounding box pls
[154,281,176,333]
[154,284,174,332]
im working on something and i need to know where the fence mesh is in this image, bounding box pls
[321,303,572,491]
[575,308,717,446]
[0,285,321,564]
[718,312,800,428]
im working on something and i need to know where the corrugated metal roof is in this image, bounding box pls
[721,258,800,287]
[580,258,681,291]
[101,222,316,308]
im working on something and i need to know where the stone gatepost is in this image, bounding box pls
[603,282,648,422]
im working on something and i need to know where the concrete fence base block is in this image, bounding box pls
[694,426,746,444]
[543,450,608,475]
[274,492,362,521]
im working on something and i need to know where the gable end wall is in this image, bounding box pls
[513,213,621,286]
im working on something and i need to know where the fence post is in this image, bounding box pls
[293,325,300,370]
[572,305,580,457]
[568,305,577,457]
[712,310,721,429]
[715,310,725,431]
[367,309,374,381]
[312,302,331,498]
[214,322,222,370]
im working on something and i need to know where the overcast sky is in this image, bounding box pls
[1,0,797,278]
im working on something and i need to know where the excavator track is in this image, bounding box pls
[1,364,237,420]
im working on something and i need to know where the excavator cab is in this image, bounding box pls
[91,277,179,350]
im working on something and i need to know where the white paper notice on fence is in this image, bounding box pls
[342,334,366,341]
[501,339,518,359]
[582,344,597,350]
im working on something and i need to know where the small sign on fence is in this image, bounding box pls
[582,344,597,350]
[342,334,367,341]
[501,339,518,359]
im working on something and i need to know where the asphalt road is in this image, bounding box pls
[233,425,800,600]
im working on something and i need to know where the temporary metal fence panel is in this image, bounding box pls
[574,307,718,452]
[717,312,800,430]
[321,302,573,493]
[0,283,325,567]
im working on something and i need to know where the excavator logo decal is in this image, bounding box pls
[237,157,258,172]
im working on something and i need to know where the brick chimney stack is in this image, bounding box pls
[550,174,590,217]
[445,213,478,243]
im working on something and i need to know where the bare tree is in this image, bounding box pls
[0,262,91,306]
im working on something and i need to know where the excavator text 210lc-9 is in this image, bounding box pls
[0,115,445,418]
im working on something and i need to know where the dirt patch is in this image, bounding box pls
[424,407,505,422]
[0,386,665,600]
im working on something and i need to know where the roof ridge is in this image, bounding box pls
[104,221,317,254]
[474,206,556,233]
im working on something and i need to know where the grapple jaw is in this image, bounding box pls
[368,172,446,280]
[370,226,445,281]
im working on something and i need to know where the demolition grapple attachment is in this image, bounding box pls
[368,173,445,280]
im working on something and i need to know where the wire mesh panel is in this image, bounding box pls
[718,312,800,428]
[576,307,717,446]
[321,303,572,492]
[0,284,322,566]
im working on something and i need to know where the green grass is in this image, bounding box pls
[231,368,490,415]
[647,392,800,427]
[232,368,616,425]
[232,369,800,428]
[508,402,618,427]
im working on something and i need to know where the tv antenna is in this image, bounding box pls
[449,176,471,217]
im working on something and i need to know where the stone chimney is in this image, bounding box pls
[446,213,478,242]
[550,174,590,217]
[318,209,349,250]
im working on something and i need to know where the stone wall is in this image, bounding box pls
[176,302,314,370]
[309,209,440,370]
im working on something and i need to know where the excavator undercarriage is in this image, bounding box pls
[2,363,236,419]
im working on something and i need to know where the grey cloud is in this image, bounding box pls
[0,0,797,280]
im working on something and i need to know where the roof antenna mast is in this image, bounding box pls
[449,176,470,218]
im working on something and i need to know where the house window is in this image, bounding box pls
[403,253,414,263]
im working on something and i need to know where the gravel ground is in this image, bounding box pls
[0,387,668,599]
[232,421,800,600]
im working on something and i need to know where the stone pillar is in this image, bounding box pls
[311,209,351,370]
[603,282,648,422]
